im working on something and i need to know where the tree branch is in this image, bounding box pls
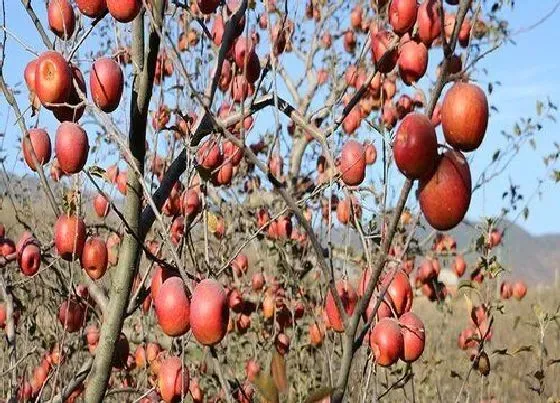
[85,2,165,400]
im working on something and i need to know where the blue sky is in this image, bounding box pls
[1,1,559,235]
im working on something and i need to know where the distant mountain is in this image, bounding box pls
[1,173,558,284]
[323,218,560,285]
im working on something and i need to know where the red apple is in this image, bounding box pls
[93,193,110,218]
[17,237,41,277]
[325,281,358,332]
[34,51,73,105]
[81,237,109,280]
[442,82,489,152]
[197,0,220,14]
[369,318,404,366]
[370,31,398,73]
[24,59,38,93]
[58,299,85,333]
[452,255,466,277]
[75,0,108,17]
[55,122,89,174]
[106,0,142,23]
[500,281,512,300]
[22,128,52,171]
[158,356,190,403]
[393,113,437,179]
[155,277,191,336]
[190,279,229,345]
[416,0,442,46]
[398,40,428,85]
[197,139,223,170]
[389,0,418,34]
[399,312,425,362]
[48,0,75,39]
[339,140,366,186]
[383,271,413,317]
[512,281,527,300]
[52,65,87,123]
[90,58,124,112]
[54,215,87,261]
[418,150,472,231]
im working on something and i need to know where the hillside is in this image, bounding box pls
[326,217,560,285]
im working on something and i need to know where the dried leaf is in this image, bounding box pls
[88,165,107,180]
[450,370,462,379]
[207,212,219,233]
[271,351,288,393]
[254,373,279,403]
[511,345,533,354]
[304,387,334,403]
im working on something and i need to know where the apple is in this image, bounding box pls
[418,150,472,231]
[54,215,86,261]
[93,193,110,218]
[81,237,109,280]
[343,30,357,52]
[197,138,223,170]
[90,58,124,112]
[309,322,324,346]
[116,171,128,195]
[155,277,191,336]
[399,312,425,362]
[416,0,442,46]
[245,359,260,382]
[339,140,366,186]
[34,51,72,105]
[441,82,489,152]
[55,122,89,174]
[325,280,358,332]
[190,279,229,345]
[370,31,398,73]
[383,271,413,317]
[150,265,177,303]
[17,237,41,277]
[231,254,249,275]
[393,113,437,179]
[22,128,52,171]
[48,0,75,39]
[452,255,466,277]
[275,332,290,355]
[369,318,404,366]
[75,0,108,18]
[58,299,85,333]
[512,281,527,300]
[24,59,38,93]
[336,196,362,225]
[181,189,201,219]
[500,281,512,299]
[398,40,428,85]
[489,228,502,248]
[52,65,87,123]
[197,0,220,14]
[106,0,142,23]
[222,139,244,166]
[158,356,190,403]
[389,0,418,35]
